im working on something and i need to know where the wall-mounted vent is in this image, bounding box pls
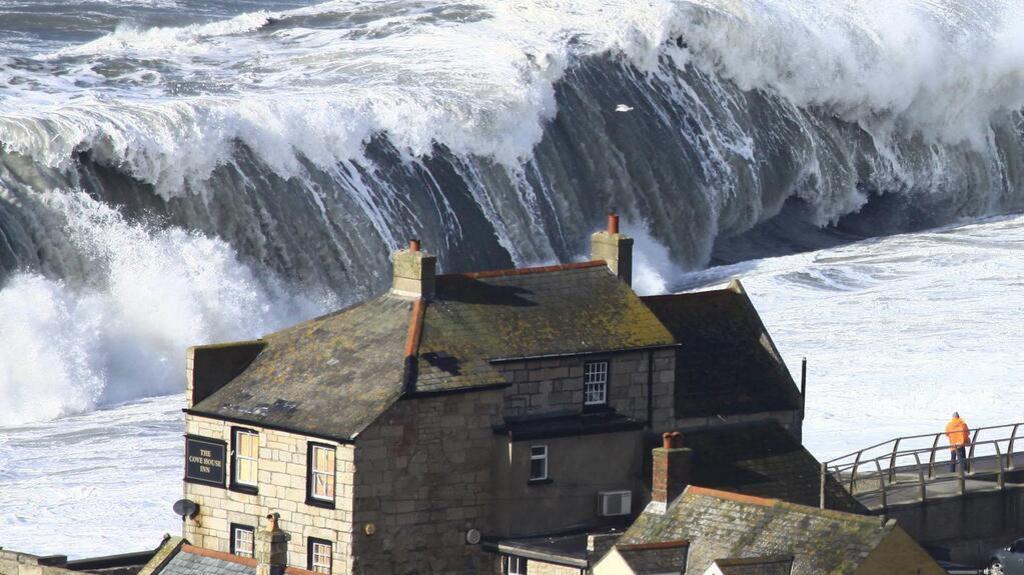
[599,490,632,517]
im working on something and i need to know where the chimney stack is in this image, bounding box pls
[256,513,288,575]
[650,432,692,514]
[391,239,436,299]
[590,213,633,286]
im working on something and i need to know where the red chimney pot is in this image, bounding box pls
[607,213,619,235]
[662,432,673,450]
[409,239,421,252]
[671,431,683,448]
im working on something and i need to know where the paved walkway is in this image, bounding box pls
[838,454,1022,510]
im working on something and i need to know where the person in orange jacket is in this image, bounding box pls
[945,412,971,473]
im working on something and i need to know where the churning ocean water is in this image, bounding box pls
[0,0,1023,558]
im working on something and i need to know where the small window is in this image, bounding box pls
[584,361,609,406]
[308,538,333,574]
[529,445,548,481]
[230,524,254,558]
[506,556,528,575]
[232,428,259,490]
[308,443,336,505]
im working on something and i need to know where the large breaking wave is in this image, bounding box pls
[2,0,1024,424]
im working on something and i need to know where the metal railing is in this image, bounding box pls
[821,423,1024,511]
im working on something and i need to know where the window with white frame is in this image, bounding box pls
[584,361,609,406]
[309,538,333,574]
[230,524,254,558]
[308,443,336,503]
[506,556,528,575]
[529,445,548,481]
[233,428,259,489]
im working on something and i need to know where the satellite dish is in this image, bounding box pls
[465,528,482,545]
[173,499,199,520]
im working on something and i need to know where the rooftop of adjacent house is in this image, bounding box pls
[706,555,794,575]
[188,260,676,442]
[615,540,690,574]
[680,421,866,513]
[619,486,897,575]
[488,532,592,568]
[642,281,802,416]
[141,541,316,575]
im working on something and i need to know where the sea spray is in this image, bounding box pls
[0,192,332,426]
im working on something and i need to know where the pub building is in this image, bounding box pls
[165,215,815,575]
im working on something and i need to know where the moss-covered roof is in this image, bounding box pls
[620,487,894,575]
[642,281,802,417]
[190,262,676,440]
[191,295,412,441]
[682,422,866,514]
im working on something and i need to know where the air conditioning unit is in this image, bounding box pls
[599,490,632,517]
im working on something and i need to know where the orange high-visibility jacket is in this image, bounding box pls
[945,418,971,449]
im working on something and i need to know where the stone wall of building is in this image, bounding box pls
[350,388,505,575]
[490,431,645,537]
[0,551,79,575]
[495,349,676,427]
[183,415,355,575]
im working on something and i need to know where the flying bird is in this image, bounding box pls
[615,104,634,112]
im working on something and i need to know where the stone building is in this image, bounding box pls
[170,215,813,575]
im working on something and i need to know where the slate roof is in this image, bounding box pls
[681,422,866,513]
[619,486,896,575]
[642,281,802,417]
[616,540,690,574]
[158,548,252,575]
[191,295,412,442]
[190,261,676,441]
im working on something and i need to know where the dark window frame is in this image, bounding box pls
[582,359,612,412]
[505,555,528,575]
[306,441,337,509]
[229,426,259,495]
[229,523,255,557]
[528,444,550,484]
[307,537,334,574]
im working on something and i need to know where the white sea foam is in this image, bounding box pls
[0,192,332,427]
[4,0,1021,197]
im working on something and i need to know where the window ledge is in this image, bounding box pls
[230,484,259,496]
[306,497,336,510]
[527,478,553,486]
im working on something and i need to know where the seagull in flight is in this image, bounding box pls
[615,104,634,112]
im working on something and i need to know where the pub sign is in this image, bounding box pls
[185,435,226,487]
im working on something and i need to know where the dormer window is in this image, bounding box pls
[584,361,609,406]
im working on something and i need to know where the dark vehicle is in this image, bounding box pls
[989,539,1024,574]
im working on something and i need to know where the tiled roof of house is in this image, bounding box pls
[616,540,690,574]
[619,487,894,575]
[708,555,794,575]
[190,261,676,441]
[682,422,866,513]
[642,281,802,417]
